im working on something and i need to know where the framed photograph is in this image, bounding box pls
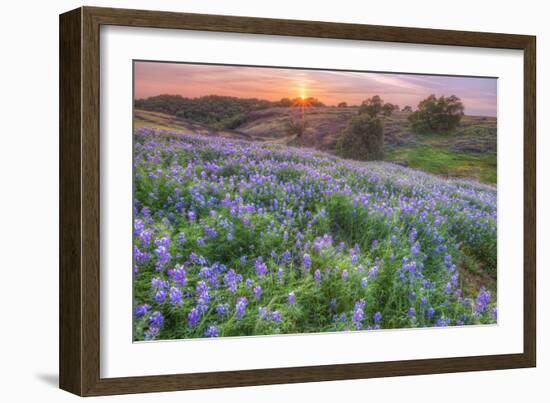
[59,6,536,396]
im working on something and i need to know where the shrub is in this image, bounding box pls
[337,101,348,108]
[382,103,398,116]
[220,113,248,129]
[402,105,413,113]
[285,116,308,137]
[337,114,384,161]
[358,95,384,118]
[408,94,464,133]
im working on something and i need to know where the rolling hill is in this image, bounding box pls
[134,106,497,184]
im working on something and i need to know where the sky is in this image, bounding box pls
[134,61,497,117]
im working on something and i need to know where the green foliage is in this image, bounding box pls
[402,105,413,113]
[408,94,465,133]
[382,103,399,116]
[337,101,348,108]
[358,95,384,118]
[220,113,249,130]
[337,114,384,161]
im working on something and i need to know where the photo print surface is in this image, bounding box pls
[132,61,497,341]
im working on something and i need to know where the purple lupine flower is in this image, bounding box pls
[133,219,145,237]
[177,232,186,245]
[451,273,459,288]
[303,253,311,269]
[154,290,167,303]
[314,269,321,282]
[199,266,213,279]
[144,327,160,340]
[224,269,240,294]
[271,311,282,323]
[255,257,268,277]
[169,287,183,305]
[352,303,364,327]
[288,291,296,305]
[151,277,168,291]
[139,206,150,218]
[188,308,201,328]
[154,236,170,249]
[341,270,349,281]
[134,304,151,318]
[253,286,262,300]
[204,226,218,239]
[149,311,164,328]
[411,242,421,257]
[368,266,379,278]
[427,307,435,319]
[280,250,291,263]
[196,281,209,297]
[196,281,211,312]
[373,312,382,324]
[421,297,428,308]
[353,308,364,323]
[474,287,491,314]
[168,265,187,287]
[204,325,219,337]
[133,246,150,264]
[408,307,416,318]
[258,306,269,320]
[154,245,171,271]
[216,303,229,316]
[491,307,498,321]
[361,277,368,288]
[436,317,451,327]
[235,296,248,320]
[139,229,152,246]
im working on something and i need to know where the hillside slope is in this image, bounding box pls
[133,128,497,340]
[134,107,497,184]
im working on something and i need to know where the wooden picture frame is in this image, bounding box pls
[59,6,536,396]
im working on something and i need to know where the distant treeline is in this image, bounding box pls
[134,94,324,130]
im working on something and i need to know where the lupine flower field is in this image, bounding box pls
[133,128,497,341]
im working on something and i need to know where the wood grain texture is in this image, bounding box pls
[523,37,536,367]
[59,7,82,396]
[59,6,537,396]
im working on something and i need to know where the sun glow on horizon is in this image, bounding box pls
[298,85,307,100]
[134,62,498,116]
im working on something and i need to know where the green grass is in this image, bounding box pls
[384,122,497,185]
[386,145,496,184]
